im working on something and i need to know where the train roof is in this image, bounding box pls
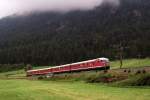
[69,57,109,65]
[27,57,109,72]
[27,67,54,72]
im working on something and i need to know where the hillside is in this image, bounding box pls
[0,0,150,65]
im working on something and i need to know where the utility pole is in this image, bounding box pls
[118,42,129,69]
[113,41,128,69]
[119,45,123,69]
[138,54,141,67]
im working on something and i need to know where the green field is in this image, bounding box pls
[111,58,150,69]
[0,58,150,100]
[0,70,25,79]
[0,79,150,100]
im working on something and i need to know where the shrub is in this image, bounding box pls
[104,70,108,73]
[134,74,150,86]
[128,70,131,73]
[0,64,25,72]
[38,76,44,80]
[136,70,141,74]
[142,70,146,74]
[86,73,113,83]
[25,64,32,71]
[114,74,150,86]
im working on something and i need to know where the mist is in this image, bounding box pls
[0,0,120,18]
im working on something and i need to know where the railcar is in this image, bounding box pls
[27,58,110,77]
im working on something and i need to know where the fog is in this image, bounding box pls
[0,0,120,18]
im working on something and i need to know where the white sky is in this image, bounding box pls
[0,0,119,18]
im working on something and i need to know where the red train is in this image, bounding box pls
[27,58,110,76]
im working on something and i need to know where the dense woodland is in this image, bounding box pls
[0,0,150,67]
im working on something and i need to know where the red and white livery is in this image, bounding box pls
[27,58,110,76]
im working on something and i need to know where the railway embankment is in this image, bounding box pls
[33,66,150,86]
[0,58,150,86]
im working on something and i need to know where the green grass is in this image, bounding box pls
[111,58,150,69]
[0,79,150,100]
[113,74,150,86]
[0,69,25,79]
[0,58,149,100]
[32,66,52,70]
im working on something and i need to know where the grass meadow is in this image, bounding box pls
[111,58,150,69]
[0,79,150,100]
[0,58,150,100]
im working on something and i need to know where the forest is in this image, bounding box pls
[0,0,149,66]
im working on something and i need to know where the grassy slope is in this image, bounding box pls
[111,58,150,69]
[0,79,150,100]
[0,58,149,79]
[33,58,150,70]
[28,58,150,72]
[0,70,25,79]
[0,58,150,100]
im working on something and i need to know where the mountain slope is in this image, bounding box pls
[0,0,150,65]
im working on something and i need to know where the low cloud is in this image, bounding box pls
[0,0,120,18]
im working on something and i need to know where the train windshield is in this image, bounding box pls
[99,58,109,62]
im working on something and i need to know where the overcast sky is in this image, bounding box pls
[0,0,119,18]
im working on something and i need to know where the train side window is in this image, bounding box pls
[83,63,86,67]
[89,63,93,66]
[80,64,83,67]
[92,62,95,65]
[96,60,100,63]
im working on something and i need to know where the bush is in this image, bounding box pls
[104,70,108,73]
[128,70,131,73]
[38,76,45,80]
[25,64,32,71]
[114,74,150,86]
[136,70,141,74]
[142,70,146,74]
[0,64,25,72]
[134,74,150,86]
[86,73,113,83]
